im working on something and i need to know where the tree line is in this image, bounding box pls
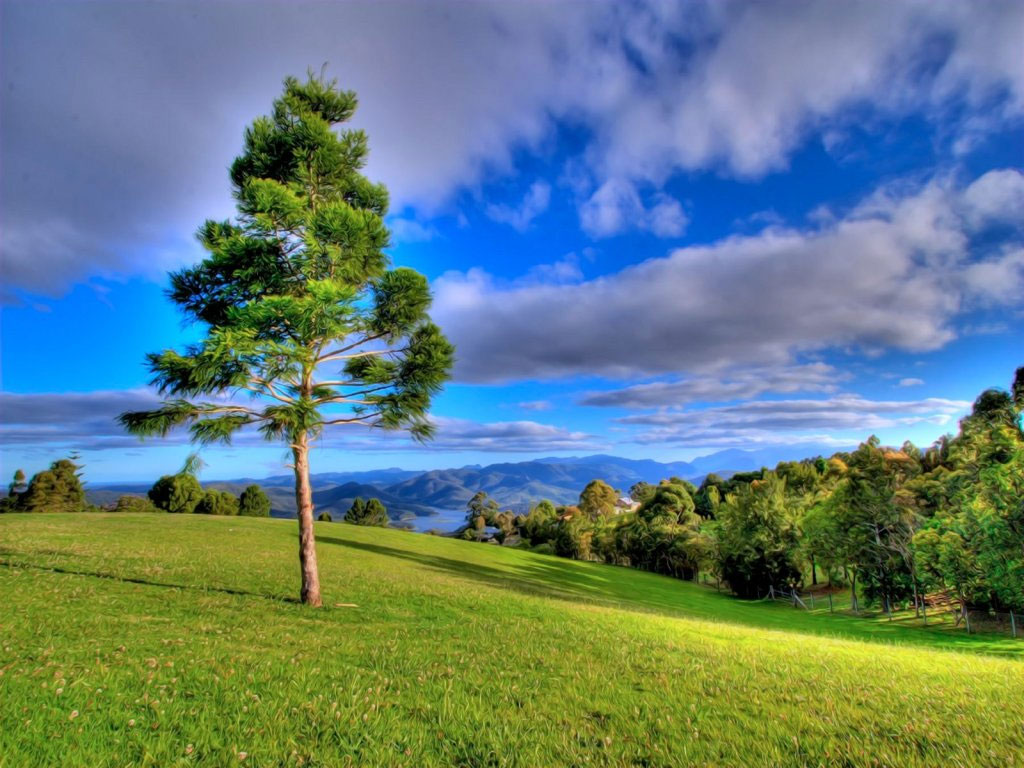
[459,367,1024,615]
[1,453,392,529]
[1,455,273,518]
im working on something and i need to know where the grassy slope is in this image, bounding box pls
[0,514,1021,768]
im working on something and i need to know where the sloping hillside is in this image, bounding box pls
[1,513,1021,767]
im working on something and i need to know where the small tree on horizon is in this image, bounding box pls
[344,497,388,526]
[239,484,272,517]
[120,73,453,605]
[9,469,27,498]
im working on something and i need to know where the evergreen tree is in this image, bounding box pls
[112,495,159,514]
[19,459,87,514]
[9,469,27,498]
[195,489,240,516]
[148,473,203,514]
[239,484,272,517]
[119,73,453,605]
[344,496,388,526]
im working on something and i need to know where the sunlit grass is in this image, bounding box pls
[1,513,1021,767]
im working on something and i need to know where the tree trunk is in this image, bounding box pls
[811,554,817,586]
[293,434,322,606]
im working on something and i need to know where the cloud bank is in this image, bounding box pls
[434,170,1024,383]
[3,1,1024,295]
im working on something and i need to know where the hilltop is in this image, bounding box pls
[1,513,1021,767]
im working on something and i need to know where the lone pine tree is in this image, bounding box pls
[120,74,454,605]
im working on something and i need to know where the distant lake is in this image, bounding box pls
[393,507,466,533]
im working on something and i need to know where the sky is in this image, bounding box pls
[1,0,1022,482]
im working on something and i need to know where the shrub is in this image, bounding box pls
[344,497,389,526]
[195,489,239,516]
[112,495,159,514]
[239,485,271,517]
[318,511,333,522]
[148,473,203,514]
[19,459,88,513]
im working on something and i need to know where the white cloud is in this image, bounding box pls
[962,169,1024,228]
[6,2,1024,295]
[433,170,1024,383]
[515,400,554,412]
[485,181,551,231]
[898,378,925,388]
[619,395,971,447]
[0,390,598,455]
[389,217,439,243]
[579,179,688,238]
[581,363,842,408]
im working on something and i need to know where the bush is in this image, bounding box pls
[112,495,159,514]
[148,473,203,514]
[344,497,389,526]
[195,489,239,516]
[18,459,87,513]
[239,485,271,517]
[317,511,333,522]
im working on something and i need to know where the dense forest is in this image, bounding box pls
[461,368,1024,615]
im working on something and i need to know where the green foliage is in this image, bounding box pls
[195,490,240,516]
[465,490,499,530]
[628,481,656,504]
[454,368,1024,613]
[318,511,333,522]
[578,479,618,520]
[117,72,454,601]
[238,485,272,517]
[111,496,159,514]
[520,500,558,542]
[8,469,27,498]
[343,497,388,526]
[714,473,801,598]
[120,72,454,451]
[148,473,203,514]
[17,459,87,514]
[636,482,696,524]
[553,515,594,560]
[694,474,723,518]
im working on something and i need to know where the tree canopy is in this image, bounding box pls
[119,73,454,605]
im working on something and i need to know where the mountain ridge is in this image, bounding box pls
[87,445,847,525]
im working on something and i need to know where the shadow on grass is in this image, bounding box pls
[318,535,612,607]
[317,536,1023,658]
[0,558,299,604]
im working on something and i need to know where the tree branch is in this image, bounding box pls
[322,411,382,425]
[317,332,388,362]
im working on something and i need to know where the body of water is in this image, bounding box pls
[394,508,466,533]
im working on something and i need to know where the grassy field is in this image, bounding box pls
[1,514,1021,767]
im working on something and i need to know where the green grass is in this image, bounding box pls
[1,514,1022,767]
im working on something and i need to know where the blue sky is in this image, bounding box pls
[2,1,1022,482]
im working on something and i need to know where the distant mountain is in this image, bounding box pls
[233,467,421,488]
[87,447,849,527]
[684,444,850,477]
